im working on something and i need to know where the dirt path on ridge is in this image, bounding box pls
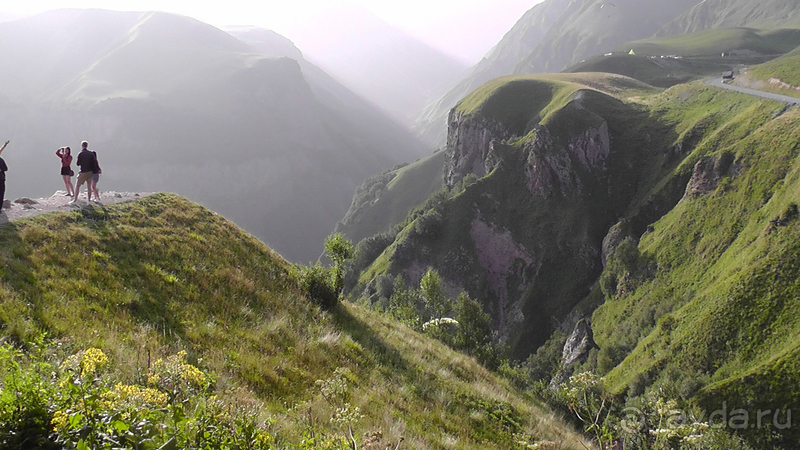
[0,191,152,225]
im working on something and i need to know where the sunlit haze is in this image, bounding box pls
[0,0,543,64]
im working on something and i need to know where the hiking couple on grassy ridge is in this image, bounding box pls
[61,140,102,204]
[0,139,102,212]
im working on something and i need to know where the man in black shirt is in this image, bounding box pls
[72,140,96,204]
[0,140,9,210]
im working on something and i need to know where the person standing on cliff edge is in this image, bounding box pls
[0,140,10,210]
[71,140,96,204]
[56,146,75,197]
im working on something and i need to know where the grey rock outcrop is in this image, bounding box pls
[525,121,611,198]
[550,319,597,387]
[601,220,633,268]
[444,109,514,188]
[683,152,735,199]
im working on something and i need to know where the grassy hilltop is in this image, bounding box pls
[0,194,589,449]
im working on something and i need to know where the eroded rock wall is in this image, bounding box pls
[444,109,514,187]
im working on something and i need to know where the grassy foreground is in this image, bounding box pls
[0,193,589,449]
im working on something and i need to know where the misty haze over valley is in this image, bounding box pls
[4,0,800,448]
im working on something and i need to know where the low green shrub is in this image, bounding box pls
[300,263,338,310]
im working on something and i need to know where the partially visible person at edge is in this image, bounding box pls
[0,140,8,210]
[89,149,101,203]
[56,146,75,197]
[72,140,96,204]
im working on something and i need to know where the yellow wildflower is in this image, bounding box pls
[101,382,169,412]
[51,410,68,432]
[147,351,211,393]
[60,348,110,379]
[181,364,207,387]
[81,348,109,376]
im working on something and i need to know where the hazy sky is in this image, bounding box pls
[0,0,544,63]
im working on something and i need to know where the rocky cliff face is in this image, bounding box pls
[551,319,597,387]
[393,97,620,355]
[469,214,536,338]
[683,152,736,199]
[444,101,611,195]
[444,109,515,187]
[524,122,611,198]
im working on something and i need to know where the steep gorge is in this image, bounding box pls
[352,71,800,447]
[352,74,673,357]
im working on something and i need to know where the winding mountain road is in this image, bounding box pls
[704,77,800,105]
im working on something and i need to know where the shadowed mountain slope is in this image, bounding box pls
[657,0,800,36]
[335,150,446,246]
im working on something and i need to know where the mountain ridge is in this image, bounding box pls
[415,0,800,148]
[286,5,468,126]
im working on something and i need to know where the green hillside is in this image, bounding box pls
[0,194,589,449]
[623,27,800,57]
[565,28,800,88]
[337,151,445,245]
[565,54,698,88]
[345,68,800,447]
[592,81,800,449]
[734,48,800,98]
[354,73,666,358]
[456,73,658,130]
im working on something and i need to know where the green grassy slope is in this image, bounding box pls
[565,54,699,88]
[350,70,800,446]
[456,73,658,133]
[566,28,800,88]
[735,48,800,98]
[336,151,445,245]
[623,27,800,57]
[591,82,800,447]
[0,194,589,449]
